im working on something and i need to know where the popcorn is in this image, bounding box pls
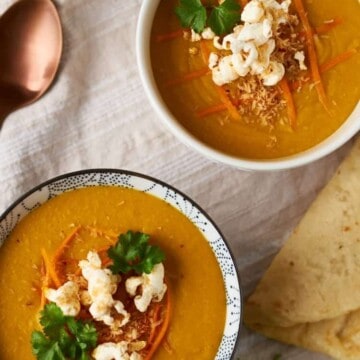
[241,0,265,23]
[79,251,129,328]
[45,281,80,317]
[261,61,285,86]
[92,342,142,360]
[125,263,167,313]
[209,0,294,86]
[295,50,308,70]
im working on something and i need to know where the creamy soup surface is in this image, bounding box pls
[151,0,360,159]
[0,187,226,359]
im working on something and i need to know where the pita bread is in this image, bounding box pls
[250,308,360,360]
[245,138,360,358]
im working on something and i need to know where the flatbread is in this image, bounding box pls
[244,137,360,359]
[250,308,360,360]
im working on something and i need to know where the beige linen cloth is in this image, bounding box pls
[0,1,355,359]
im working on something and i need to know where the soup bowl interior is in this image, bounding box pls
[136,0,360,171]
[0,169,241,360]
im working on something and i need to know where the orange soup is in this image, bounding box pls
[0,187,226,359]
[151,0,360,159]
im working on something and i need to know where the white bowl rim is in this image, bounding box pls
[136,0,360,171]
[0,168,242,359]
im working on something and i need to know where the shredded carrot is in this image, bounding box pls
[216,87,241,121]
[144,285,172,360]
[147,304,162,345]
[199,41,241,121]
[40,249,61,309]
[96,245,113,254]
[162,338,173,354]
[164,68,210,87]
[291,49,358,91]
[279,78,297,129]
[196,103,228,118]
[315,17,343,35]
[240,0,249,6]
[199,40,211,64]
[155,29,185,43]
[41,248,61,292]
[40,289,47,309]
[40,225,82,288]
[290,78,308,92]
[293,0,330,113]
[40,253,50,309]
[321,48,358,73]
[101,258,112,268]
[301,18,343,37]
[53,225,82,263]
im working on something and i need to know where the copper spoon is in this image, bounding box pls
[0,0,62,127]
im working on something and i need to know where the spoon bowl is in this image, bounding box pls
[0,0,62,125]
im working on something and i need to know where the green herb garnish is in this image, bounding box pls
[175,0,207,34]
[31,303,97,360]
[175,0,241,35]
[208,0,241,35]
[107,230,166,275]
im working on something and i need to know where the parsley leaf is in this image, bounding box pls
[175,0,241,36]
[208,0,241,35]
[175,0,207,33]
[66,317,97,353]
[108,230,166,275]
[40,302,68,340]
[31,331,66,360]
[132,244,166,274]
[31,303,98,360]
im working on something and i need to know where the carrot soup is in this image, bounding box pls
[151,0,360,159]
[0,186,226,359]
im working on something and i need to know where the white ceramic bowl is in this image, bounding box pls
[136,0,360,171]
[0,169,241,360]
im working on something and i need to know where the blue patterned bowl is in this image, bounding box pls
[0,169,241,360]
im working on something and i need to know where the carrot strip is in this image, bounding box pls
[162,338,173,354]
[40,254,50,309]
[144,286,172,360]
[41,248,62,289]
[294,0,330,112]
[199,41,241,121]
[97,245,113,255]
[101,258,112,268]
[240,0,249,6]
[147,304,162,345]
[41,225,82,288]
[301,18,343,37]
[315,17,343,35]
[291,49,358,91]
[155,30,184,43]
[53,225,82,263]
[164,68,210,87]
[279,78,297,129]
[321,48,358,73]
[216,87,241,121]
[199,40,211,63]
[196,103,228,118]
[40,288,47,310]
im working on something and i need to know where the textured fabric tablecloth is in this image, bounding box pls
[0,1,355,359]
